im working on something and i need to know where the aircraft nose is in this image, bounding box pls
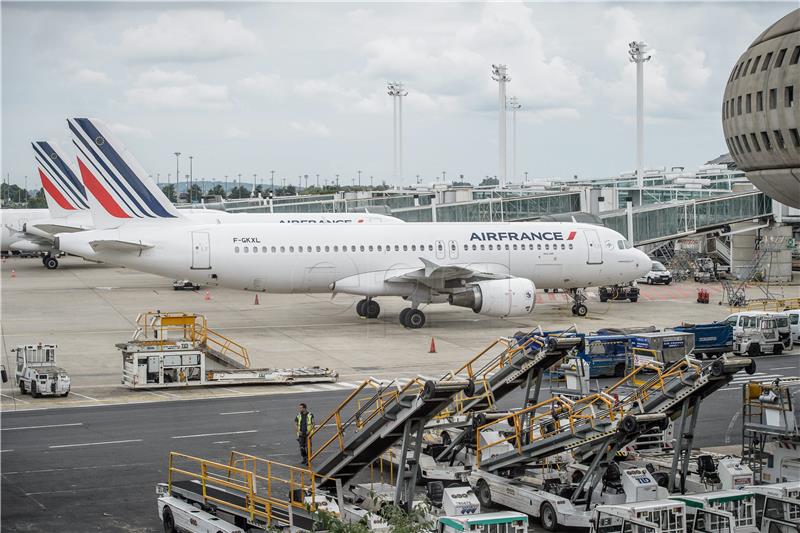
[633,248,650,275]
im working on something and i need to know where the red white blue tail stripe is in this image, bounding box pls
[68,117,177,219]
[32,141,88,211]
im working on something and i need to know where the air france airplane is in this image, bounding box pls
[57,117,651,328]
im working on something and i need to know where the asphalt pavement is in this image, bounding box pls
[1,353,797,532]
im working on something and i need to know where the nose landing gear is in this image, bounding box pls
[568,288,588,317]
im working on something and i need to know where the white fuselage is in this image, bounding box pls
[58,222,650,297]
[1,208,51,252]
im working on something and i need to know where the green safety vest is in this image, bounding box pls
[295,412,314,434]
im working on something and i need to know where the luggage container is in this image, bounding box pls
[671,323,733,358]
[630,332,695,366]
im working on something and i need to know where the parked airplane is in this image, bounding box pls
[56,117,650,327]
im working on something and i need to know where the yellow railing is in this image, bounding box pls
[474,357,702,467]
[436,334,550,418]
[134,311,250,368]
[737,298,800,312]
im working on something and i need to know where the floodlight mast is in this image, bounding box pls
[628,41,651,191]
[491,64,510,188]
[387,81,408,183]
[507,96,521,183]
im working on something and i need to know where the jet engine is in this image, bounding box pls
[448,278,535,317]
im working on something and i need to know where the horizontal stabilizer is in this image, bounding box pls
[89,239,153,253]
[31,224,86,235]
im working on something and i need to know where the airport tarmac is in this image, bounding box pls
[1,255,799,532]
[3,255,797,411]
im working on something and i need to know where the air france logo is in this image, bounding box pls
[469,230,577,242]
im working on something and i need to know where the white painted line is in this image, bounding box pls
[315,384,343,391]
[2,422,83,431]
[49,439,142,449]
[69,392,99,402]
[0,449,13,453]
[219,410,260,416]
[771,366,798,371]
[171,430,258,439]
[213,440,231,444]
[725,412,739,444]
[0,393,28,403]
[140,390,173,399]
[221,388,246,395]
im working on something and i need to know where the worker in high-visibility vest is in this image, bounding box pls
[295,403,314,464]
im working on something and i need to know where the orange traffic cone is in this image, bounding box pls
[429,337,437,353]
[254,294,260,305]
[10,269,15,278]
[204,290,210,301]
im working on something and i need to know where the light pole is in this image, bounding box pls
[316,174,320,188]
[524,171,529,182]
[629,41,651,190]
[387,82,408,183]
[269,170,275,195]
[224,175,228,197]
[442,171,446,182]
[252,173,257,197]
[24,175,27,207]
[370,175,374,189]
[174,152,181,201]
[335,174,339,188]
[491,64,510,188]
[507,96,521,183]
[188,155,193,202]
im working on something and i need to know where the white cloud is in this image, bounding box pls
[237,73,281,93]
[71,68,111,85]
[120,10,261,62]
[223,126,248,139]
[109,123,153,139]
[125,69,230,110]
[290,120,331,137]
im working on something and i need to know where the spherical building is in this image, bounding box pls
[722,9,800,208]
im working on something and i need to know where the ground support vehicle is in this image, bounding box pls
[591,500,693,533]
[671,491,759,533]
[732,317,785,357]
[672,323,733,359]
[742,378,800,484]
[599,283,640,303]
[120,312,337,388]
[627,452,754,494]
[639,260,673,285]
[726,312,792,351]
[784,309,800,345]
[172,279,200,291]
[13,343,70,397]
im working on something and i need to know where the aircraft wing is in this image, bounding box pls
[89,239,154,253]
[31,223,86,235]
[386,258,510,286]
[3,225,51,245]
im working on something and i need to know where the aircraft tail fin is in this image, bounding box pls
[67,117,183,229]
[32,141,89,218]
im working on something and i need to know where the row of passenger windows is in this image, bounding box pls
[727,128,800,155]
[233,242,576,254]
[728,45,800,83]
[723,85,794,119]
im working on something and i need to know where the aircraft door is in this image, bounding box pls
[191,231,211,269]
[584,229,603,264]
[448,240,459,259]
[435,240,446,260]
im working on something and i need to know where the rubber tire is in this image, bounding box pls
[44,257,58,270]
[647,277,653,285]
[570,305,578,315]
[31,381,40,398]
[19,381,26,395]
[630,297,638,303]
[475,479,492,508]
[540,502,558,532]
[575,304,588,317]
[399,308,411,326]
[356,299,367,317]
[774,344,783,355]
[600,295,607,303]
[163,506,176,533]
[62,391,69,397]
[665,279,671,285]
[366,300,380,319]
[405,309,426,329]
[544,288,549,293]
[747,343,761,358]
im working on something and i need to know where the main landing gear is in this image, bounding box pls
[356,298,380,319]
[399,307,426,329]
[42,253,58,270]
[568,288,588,317]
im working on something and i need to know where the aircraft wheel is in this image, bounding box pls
[44,256,58,270]
[405,309,426,329]
[575,304,588,317]
[365,299,380,319]
[356,298,368,317]
[399,308,411,326]
[570,305,577,315]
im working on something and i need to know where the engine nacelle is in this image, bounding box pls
[448,278,535,317]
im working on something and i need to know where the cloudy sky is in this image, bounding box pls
[1,1,795,188]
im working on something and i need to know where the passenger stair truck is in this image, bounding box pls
[741,377,800,484]
[468,355,756,531]
[119,312,337,388]
[14,343,70,397]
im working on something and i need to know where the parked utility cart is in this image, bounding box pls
[14,343,70,397]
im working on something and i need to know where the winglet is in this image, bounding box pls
[32,141,89,218]
[68,117,184,229]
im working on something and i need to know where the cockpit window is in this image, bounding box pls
[618,240,625,249]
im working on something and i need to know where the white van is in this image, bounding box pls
[783,309,799,346]
[726,312,792,349]
[638,260,673,285]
